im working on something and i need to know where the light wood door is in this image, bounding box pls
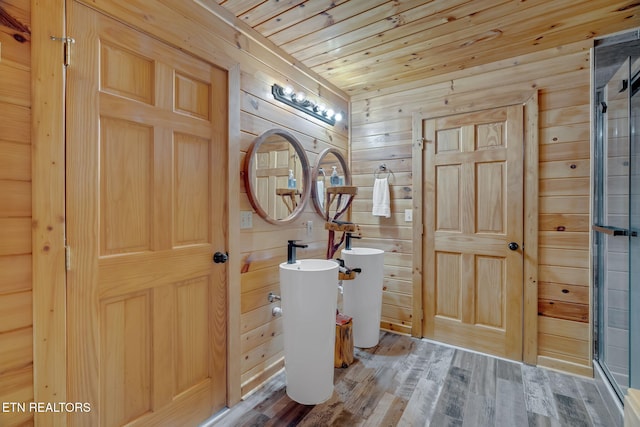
[422,105,524,360]
[66,3,228,425]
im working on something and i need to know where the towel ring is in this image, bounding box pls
[317,167,326,180]
[374,164,393,181]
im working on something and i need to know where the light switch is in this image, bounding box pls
[404,209,413,222]
[240,211,253,229]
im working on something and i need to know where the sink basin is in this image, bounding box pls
[279,259,339,404]
[343,247,384,257]
[280,259,339,273]
[341,248,385,348]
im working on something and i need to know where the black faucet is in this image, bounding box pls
[335,258,362,275]
[287,240,308,264]
[345,232,361,250]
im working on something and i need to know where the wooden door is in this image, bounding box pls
[66,3,228,426]
[422,105,524,360]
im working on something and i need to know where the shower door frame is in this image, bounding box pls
[593,50,640,403]
[629,68,640,391]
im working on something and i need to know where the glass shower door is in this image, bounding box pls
[595,58,630,399]
[630,63,640,390]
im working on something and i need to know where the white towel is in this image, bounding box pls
[372,177,390,217]
[316,179,325,209]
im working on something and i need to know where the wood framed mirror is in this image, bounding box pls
[311,147,351,217]
[244,129,311,225]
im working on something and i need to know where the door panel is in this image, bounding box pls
[100,118,153,255]
[101,293,152,426]
[423,105,524,360]
[175,134,211,246]
[476,162,505,233]
[67,3,228,425]
[436,165,460,231]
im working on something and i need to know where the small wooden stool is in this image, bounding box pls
[334,313,354,368]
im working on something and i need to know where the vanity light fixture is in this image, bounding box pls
[272,83,344,126]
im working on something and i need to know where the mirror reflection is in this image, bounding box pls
[245,129,310,224]
[311,148,350,217]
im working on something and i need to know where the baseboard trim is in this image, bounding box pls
[241,359,284,399]
[537,355,593,377]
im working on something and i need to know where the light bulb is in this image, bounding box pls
[283,86,293,96]
[326,109,335,119]
[335,113,343,122]
[293,92,306,103]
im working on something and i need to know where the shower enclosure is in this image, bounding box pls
[593,31,640,402]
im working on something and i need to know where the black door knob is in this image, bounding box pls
[213,252,228,263]
[508,242,519,251]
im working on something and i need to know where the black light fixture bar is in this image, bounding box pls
[272,84,339,126]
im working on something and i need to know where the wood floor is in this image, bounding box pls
[208,332,621,427]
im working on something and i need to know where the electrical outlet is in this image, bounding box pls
[404,209,413,222]
[240,211,253,229]
[306,220,313,236]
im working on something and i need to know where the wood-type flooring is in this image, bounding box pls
[208,332,621,427]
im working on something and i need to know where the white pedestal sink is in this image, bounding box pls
[341,248,385,348]
[279,259,339,404]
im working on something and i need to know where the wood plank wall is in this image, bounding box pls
[350,39,593,372]
[0,0,33,426]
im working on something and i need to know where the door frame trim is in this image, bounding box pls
[411,92,539,364]
[32,2,242,424]
[32,1,67,426]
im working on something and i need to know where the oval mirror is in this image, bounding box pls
[311,147,350,218]
[244,129,311,225]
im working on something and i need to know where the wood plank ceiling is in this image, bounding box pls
[215,0,640,96]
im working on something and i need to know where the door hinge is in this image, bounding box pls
[50,36,75,67]
[65,245,71,271]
